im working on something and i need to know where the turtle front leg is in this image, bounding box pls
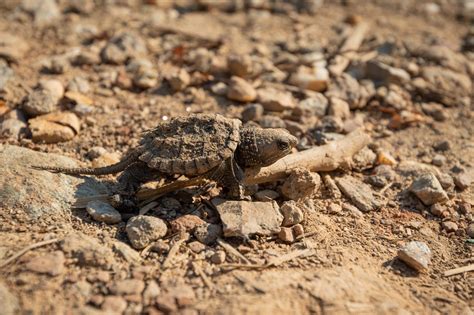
[212,158,248,200]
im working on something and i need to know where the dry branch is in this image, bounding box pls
[0,238,60,268]
[328,21,369,76]
[243,128,370,185]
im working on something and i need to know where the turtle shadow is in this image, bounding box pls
[382,258,420,278]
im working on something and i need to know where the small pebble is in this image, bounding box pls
[453,172,472,190]
[102,296,128,313]
[254,189,279,201]
[467,224,474,238]
[442,221,458,233]
[278,227,295,243]
[241,103,264,122]
[126,215,168,249]
[22,89,57,117]
[86,200,122,224]
[397,241,431,272]
[188,241,206,253]
[210,251,226,264]
[226,76,257,102]
[409,173,448,206]
[280,201,304,227]
[168,68,190,92]
[292,224,304,238]
[193,223,222,245]
[431,154,446,166]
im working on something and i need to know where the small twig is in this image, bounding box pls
[217,238,251,265]
[233,273,268,293]
[192,262,215,291]
[379,182,394,194]
[295,230,318,241]
[444,264,474,277]
[162,234,188,269]
[0,238,60,268]
[139,201,159,215]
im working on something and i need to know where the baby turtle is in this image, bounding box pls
[35,113,297,201]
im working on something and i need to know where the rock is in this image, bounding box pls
[86,201,122,224]
[327,97,350,119]
[342,202,364,217]
[157,284,196,311]
[169,215,206,234]
[126,215,168,249]
[61,233,115,268]
[188,241,206,253]
[409,173,448,206]
[367,165,397,188]
[326,73,362,109]
[0,60,13,91]
[280,201,304,227]
[254,189,279,201]
[397,241,431,272]
[110,279,145,295]
[433,140,451,152]
[29,112,80,143]
[257,88,295,112]
[87,146,107,160]
[0,33,29,62]
[228,54,253,77]
[23,0,60,26]
[258,115,286,128]
[143,281,161,306]
[442,221,458,233]
[421,103,448,121]
[128,58,158,89]
[467,224,474,238]
[0,282,19,315]
[113,242,141,264]
[297,94,328,117]
[431,154,446,167]
[38,79,64,102]
[453,172,472,190]
[211,82,228,95]
[91,152,121,168]
[366,61,410,85]
[193,223,222,245]
[67,77,91,94]
[22,89,57,117]
[210,251,226,264]
[458,202,472,215]
[396,160,440,178]
[241,103,264,122]
[292,224,304,238]
[376,151,397,167]
[212,199,283,238]
[102,296,127,313]
[64,91,94,106]
[168,69,191,92]
[101,32,147,64]
[65,0,95,14]
[351,147,377,171]
[429,204,447,217]
[335,176,382,212]
[278,227,295,243]
[226,76,257,102]
[151,240,170,254]
[0,109,27,139]
[43,56,70,74]
[281,168,321,200]
[0,145,108,222]
[289,65,329,92]
[24,250,65,276]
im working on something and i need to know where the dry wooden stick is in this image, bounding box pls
[444,264,474,277]
[192,262,215,291]
[0,238,60,268]
[328,21,369,76]
[217,238,251,264]
[162,235,187,269]
[244,129,370,185]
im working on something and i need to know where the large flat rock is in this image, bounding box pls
[0,145,108,223]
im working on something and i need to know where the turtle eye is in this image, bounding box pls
[277,140,289,151]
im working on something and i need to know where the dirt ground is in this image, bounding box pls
[0,0,473,314]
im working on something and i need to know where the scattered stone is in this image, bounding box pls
[442,221,458,233]
[168,69,191,92]
[396,160,440,178]
[211,82,228,95]
[127,58,158,89]
[29,112,80,143]
[433,140,451,152]
[226,76,257,102]
[254,189,279,201]
[467,224,474,238]
[328,203,342,214]
[280,201,304,227]
[188,241,206,253]
[367,165,397,188]
[429,204,447,217]
[169,215,206,234]
[453,172,472,190]
[431,154,446,167]
[64,91,94,106]
[292,224,304,238]
[421,103,448,121]
[326,73,362,109]
[228,54,253,77]
[0,282,19,315]
[352,147,377,171]
[257,87,295,111]
[458,202,472,215]
[281,168,321,200]
[151,240,170,254]
[278,227,295,243]
[342,202,364,217]
[86,200,122,224]
[101,32,147,64]
[212,199,283,238]
[210,251,226,264]
[328,97,350,119]
[241,103,264,122]
[91,152,121,168]
[38,79,64,102]
[297,94,328,117]
[157,284,196,311]
[0,61,13,91]
[126,215,168,249]
[44,56,70,74]
[0,33,29,62]
[67,77,91,94]
[409,173,448,206]
[61,233,114,268]
[193,223,222,245]
[102,296,127,314]
[258,115,286,128]
[22,89,57,117]
[366,61,410,85]
[143,281,161,306]
[336,175,382,212]
[397,241,431,272]
[24,251,65,276]
[0,109,27,139]
[22,0,60,26]
[113,242,141,264]
[110,279,145,295]
[289,65,329,92]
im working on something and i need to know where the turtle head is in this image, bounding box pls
[236,128,297,168]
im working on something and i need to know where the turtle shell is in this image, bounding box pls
[138,114,241,176]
